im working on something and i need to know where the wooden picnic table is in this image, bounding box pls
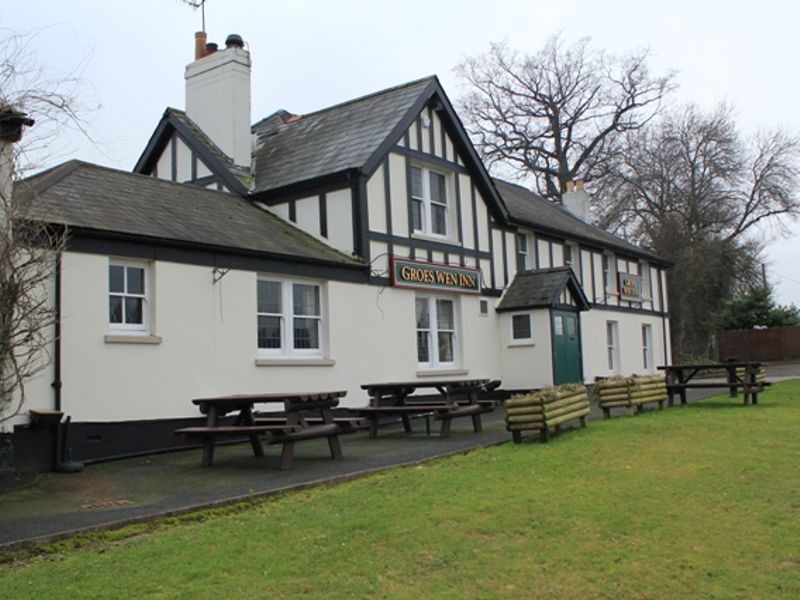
[355,378,498,438]
[657,362,767,406]
[174,390,350,469]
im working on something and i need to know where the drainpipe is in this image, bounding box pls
[52,251,62,411]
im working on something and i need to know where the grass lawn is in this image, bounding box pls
[1,382,799,599]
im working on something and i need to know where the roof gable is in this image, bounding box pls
[134,108,250,195]
[496,267,590,312]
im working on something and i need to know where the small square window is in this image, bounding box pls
[511,313,532,342]
[479,299,489,316]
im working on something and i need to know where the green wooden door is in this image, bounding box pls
[552,310,583,385]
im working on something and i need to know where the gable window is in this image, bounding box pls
[416,295,458,368]
[258,278,323,357]
[511,313,533,344]
[516,233,531,271]
[109,261,148,332]
[411,165,448,237]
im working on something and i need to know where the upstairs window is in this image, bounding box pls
[516,233,531,271]
[109,261,148,332]
[411,165,449,237]
[258,279,323,357]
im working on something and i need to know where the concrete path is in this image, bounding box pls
[1,363,797,551]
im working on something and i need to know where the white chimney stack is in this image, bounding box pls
[562,179,592,222]
[185,33,252,168]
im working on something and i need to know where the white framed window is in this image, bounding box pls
[416,295,458,368]
[642,324,653,372]
[606,320,619,372]
[517,233,531,271]
[510,313,533,344]
[257,278,324,357]
[411,165,449,237]
[108,261,149,333]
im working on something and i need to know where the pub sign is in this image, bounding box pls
[617,272,643,302]
[391,257,481,294]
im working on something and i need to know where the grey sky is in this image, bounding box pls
[3,0,799,304]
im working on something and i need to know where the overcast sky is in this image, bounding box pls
[3,0,799,304]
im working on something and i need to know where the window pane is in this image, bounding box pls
[412,199,423,231]
[126,267,144,295]
[257,280,282,314]
[417,331,430,363]
[416,298,430,329]
[517,233,527,253]
[567,316,576,336]
[293,317,320,349]
[293,284,320,316]
[109,265,124,293]
[258,315,281,349]
[436,299,454,330]
[437,332,454,363]
[109,296,123,323]
[411,167,423,198]
[512,314,531,339]
[429,172,446,204]
[431,203,447,235]
[607,323,614,346]
[124,297,143,325]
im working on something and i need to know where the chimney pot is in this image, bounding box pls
[194,31,208,60]
[225,34,244,48]
[575,179,584,192]
[206,42,218,54]
[566,180,575,193]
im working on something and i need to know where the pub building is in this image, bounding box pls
[4,34,671,470]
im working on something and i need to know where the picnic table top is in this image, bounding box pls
[192,390,347,406]
[657,362,761,371]
[360,378,489,391]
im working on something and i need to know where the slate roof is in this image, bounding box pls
[251,77,435,194]
[15,161,363,267]
[494,179,665,264]
[496,267,590,312]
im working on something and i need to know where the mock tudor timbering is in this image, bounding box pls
[7,34,672,469]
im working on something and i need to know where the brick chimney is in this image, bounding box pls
[184,33,251,168]
[562,179,591,222]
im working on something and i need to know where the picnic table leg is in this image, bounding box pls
[240,405,264,458]
[321,407,342,460]
[439,416,452,438]
[279,442,295,470]
[468,391,483,433]
[368,416,379,439]
[400,414,413,434]
[201,406,219,467]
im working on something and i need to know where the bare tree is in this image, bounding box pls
[1,28,92,427]
[595,104,800,358]
[455,36,676,198]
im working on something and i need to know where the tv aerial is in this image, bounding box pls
[180,0,207,32]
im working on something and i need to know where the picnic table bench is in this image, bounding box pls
[175,390,352,469]
[658,362,769,406]
[355,379,499,438]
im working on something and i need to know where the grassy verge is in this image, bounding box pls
[1,382,799,599]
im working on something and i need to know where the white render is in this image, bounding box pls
[185,45,252,168]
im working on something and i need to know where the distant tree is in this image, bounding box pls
[719,286,800,331]
[455,36,676,198]
[594,104,800,358]
[1,28,92,427]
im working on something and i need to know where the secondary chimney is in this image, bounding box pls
[194,31,207,60]
[185,33,252,168]
[562,179,591,222]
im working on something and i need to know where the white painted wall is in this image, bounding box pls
[499,309,553,390]
[326,188,354,255]
[23,251,507,423]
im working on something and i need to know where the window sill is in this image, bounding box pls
[416,368,469,377]
[508,341,535,348]
[104,334,162,345]
[410,232,460,247]
[255,358,336,367]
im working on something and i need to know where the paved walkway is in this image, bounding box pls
[1,364,797,550]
